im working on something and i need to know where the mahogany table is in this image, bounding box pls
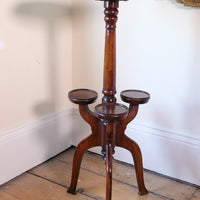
[67,0,150,199]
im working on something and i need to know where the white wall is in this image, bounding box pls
[117,0,200,135]
[0,0,73,185]
[71,0,200,185]
[72,0,200,146]
[1,0,200,186]
[0,0,72,133]
[71,0,104,101]
[72,0,200,138]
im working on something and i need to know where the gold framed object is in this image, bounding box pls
[176,0,200,7]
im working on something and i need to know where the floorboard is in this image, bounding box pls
[0,147,200,200]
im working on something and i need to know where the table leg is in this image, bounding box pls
[116,134,148,195]
[67,134,100,194]
[106,143,113,200]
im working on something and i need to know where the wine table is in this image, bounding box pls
[67,1,150,199]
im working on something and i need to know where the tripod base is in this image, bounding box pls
[67,89,149,200]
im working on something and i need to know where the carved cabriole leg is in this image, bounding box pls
[116,134,148,195]
[67,134,100,194]
[67,105,101,194]
[116,105,148,195]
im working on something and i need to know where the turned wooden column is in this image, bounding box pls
[102,0,118,103]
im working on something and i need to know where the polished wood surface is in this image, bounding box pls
[95,103,128,121]
[120,90,150,104]
[68,89,98,105]
[102,0,118,103]
[67,0,150,199]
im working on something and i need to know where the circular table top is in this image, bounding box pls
[120,90,150,104]
[68,89,98,105]
[95,103,128,121]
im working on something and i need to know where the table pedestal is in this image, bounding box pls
[67,1,150,199]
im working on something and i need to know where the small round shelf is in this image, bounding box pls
[95,103,128,121]
[120,90,150,105]
[68,89,98,105]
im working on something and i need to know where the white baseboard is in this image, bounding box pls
[0,107,75,185]
[2,106,200,186]
[121,122,200,186]
[72,108,200,186]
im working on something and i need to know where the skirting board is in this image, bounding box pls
[0,107,75,185]
[1,106,200,186]
[72,109,200,186]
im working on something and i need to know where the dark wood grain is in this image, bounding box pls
[95,103,128,121]
[120,90,150,104]
[68,89,98,105]
[67,0,150,199]
[67,104,101,194]
[106,143,113,200]
[102,0,118,103]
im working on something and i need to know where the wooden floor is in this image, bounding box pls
[0,147,200,200]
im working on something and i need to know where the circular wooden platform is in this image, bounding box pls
[68,89,98,105]
[95,103,128,121]
[120,90,150,104]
